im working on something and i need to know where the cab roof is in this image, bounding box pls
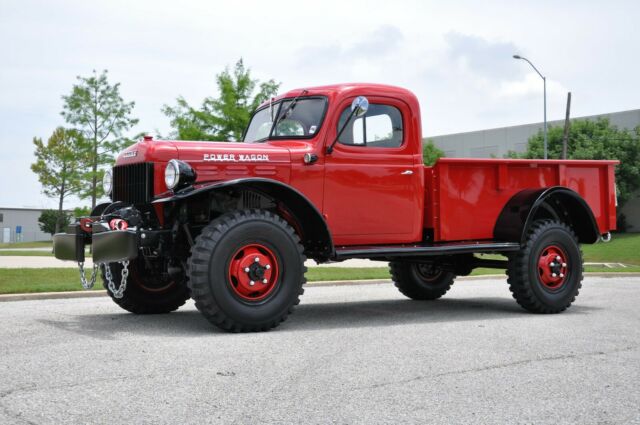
[262,83,419,109]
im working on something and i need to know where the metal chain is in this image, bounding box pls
[77,261,99,290]
[104,260,130,299]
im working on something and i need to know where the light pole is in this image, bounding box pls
[513,54,547,159]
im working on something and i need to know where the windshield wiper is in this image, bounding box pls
[274,89,308,126]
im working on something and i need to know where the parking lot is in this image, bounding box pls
[1,276,639,424]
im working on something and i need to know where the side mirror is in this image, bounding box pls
[351,96,369,117]
[326,96,370,155]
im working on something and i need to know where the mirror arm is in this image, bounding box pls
[326,108,358,154]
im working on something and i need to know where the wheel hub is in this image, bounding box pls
[537,245,568,289]
[228,244,279,301]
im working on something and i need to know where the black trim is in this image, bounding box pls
[92,229,139,263]
[53,226,85,262]
[494,186,600,244]
[335,241,520,260]
[243,96,329,143]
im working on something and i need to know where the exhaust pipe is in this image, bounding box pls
[600,232,612,243]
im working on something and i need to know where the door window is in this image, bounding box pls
[337,103,403,148]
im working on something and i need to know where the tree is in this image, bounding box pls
[163,59,279,141]
[423,139,445,165]
[61,70,138,208]
[512,118,640,210]
[73,206,91,218]
[31,127,84,234]
[38,210,71,236]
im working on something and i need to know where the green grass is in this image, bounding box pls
[0,269,98,294]
[0,251,54,256]
[0,241,52,249]
[1,266,638,295]
[582,233,640,265]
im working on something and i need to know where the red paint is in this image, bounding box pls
[537,245,568,289]
[79,218,93,233]
[114,83,618,247]
[227,244,279,301]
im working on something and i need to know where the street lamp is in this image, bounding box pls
[513,54,547,159]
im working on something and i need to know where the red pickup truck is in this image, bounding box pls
[53,83,618,332]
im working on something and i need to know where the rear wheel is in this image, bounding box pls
[102,259,191,314]
[390,261,455,300]
[507,219,583,313]
[187,209,306,332]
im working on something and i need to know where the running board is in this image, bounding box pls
[334,241,521,260]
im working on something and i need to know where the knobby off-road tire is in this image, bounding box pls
[187,209,306,332]
[390,262,456,300]
[102,259,191,314]
[507,219,583,313]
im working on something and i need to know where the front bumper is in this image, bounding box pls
[53,223,139,264]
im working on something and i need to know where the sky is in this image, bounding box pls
[1,0,639,209]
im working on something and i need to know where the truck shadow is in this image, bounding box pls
[38,296,599,338]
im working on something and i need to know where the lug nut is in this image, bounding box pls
[244,267,250,272]
[550,262,556,267]
[556,255,561,261]
[249,280,255,286]
[562,263,567,267]
[552,273,557,277]
[265,264,271,270]
[262,278,268,284]
[254,257,260,263]
[559,273,564,278]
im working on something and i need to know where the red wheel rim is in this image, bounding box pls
[227,243,280,301]
[537,245,569,289]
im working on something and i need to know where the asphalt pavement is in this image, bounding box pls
[0,276,639,424]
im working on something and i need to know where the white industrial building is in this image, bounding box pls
[0,207,56,243]
[426,108,640,232]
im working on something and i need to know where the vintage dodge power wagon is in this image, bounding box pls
[53,83,618,332]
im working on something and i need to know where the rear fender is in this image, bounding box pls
[494,186,600,244]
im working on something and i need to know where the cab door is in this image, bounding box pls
[322,96,423,246]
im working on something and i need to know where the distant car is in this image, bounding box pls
[54,83,618,332]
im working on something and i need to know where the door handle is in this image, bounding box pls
[401,170,413,175]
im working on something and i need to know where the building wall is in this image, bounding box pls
[428,108,640,158]
[424,108,640,232]
[0,208,54,243]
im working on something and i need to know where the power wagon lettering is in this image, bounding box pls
[203,153,270,162]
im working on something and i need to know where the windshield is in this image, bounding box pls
[243,97,327,143]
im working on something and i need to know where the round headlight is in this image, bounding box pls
[103,169,113,195]
[165,160,179,189]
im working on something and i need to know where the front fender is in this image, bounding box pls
[153,178,334,260]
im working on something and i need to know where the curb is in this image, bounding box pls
[1,272,639,302]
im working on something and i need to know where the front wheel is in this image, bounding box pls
[507,220,583,313]
[390,261,456,300]
[187,209,306,332]
[102,259,191,314]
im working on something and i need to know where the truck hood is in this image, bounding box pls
[116,139,292,185]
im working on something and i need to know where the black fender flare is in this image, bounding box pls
[494,186,600,244]
[153,178,334,260]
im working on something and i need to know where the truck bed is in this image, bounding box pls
[424,158,618,242]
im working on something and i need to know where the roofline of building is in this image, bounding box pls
[425,107,640,139]
[0,207,72,212]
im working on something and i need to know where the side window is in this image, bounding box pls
[338,103,403,148]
